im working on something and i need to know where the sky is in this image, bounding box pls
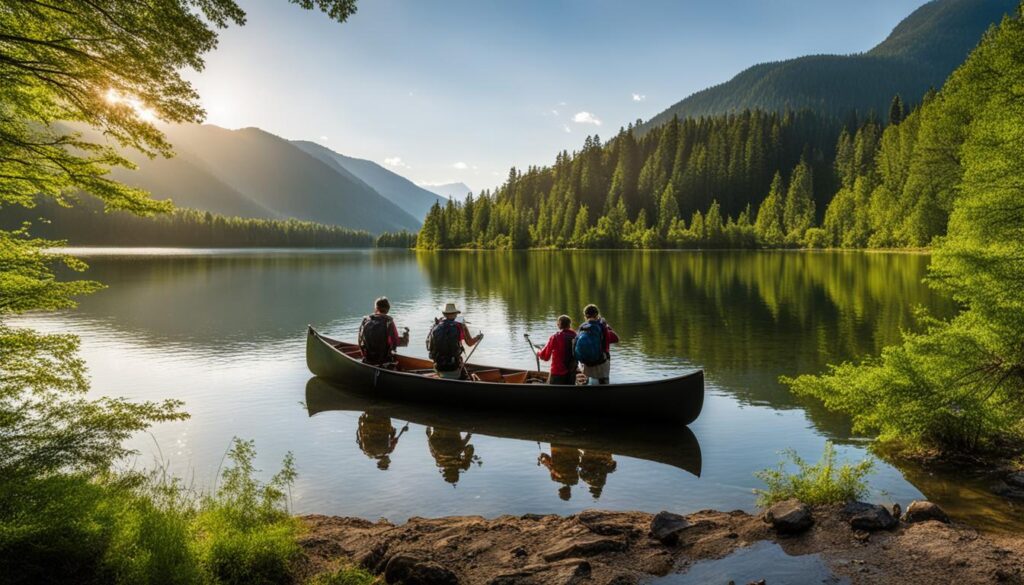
[185,0,928,193]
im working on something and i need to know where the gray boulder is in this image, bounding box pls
[764,499,814,534]
[842,501,898,531]
[650,511,691,544]
[903,500,950,524]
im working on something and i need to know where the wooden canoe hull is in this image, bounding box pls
[305,376,702,476]
[306,326,704,425]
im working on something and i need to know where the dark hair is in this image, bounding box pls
[584,304,599,318]
[375,296,391,313]
[557,315,572,330]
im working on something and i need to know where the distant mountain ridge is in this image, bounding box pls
[421,182,473,201]
[643,0,1017,128]
[292,141,444,222]
[105,124,423,233]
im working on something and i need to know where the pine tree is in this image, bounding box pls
[888,94,905,126]
[657,184,680,240]
[754,172,786,246]
[783,159,815,244]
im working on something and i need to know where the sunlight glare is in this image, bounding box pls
[104,88,158,123]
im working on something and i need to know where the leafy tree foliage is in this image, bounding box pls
[787,7,1024,454]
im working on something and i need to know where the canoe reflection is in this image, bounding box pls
[306,377,702,493]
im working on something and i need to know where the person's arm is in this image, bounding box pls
[537,335,556,362]
[603,320,620,344]
[389,320,409,348]
[461,322,483,346]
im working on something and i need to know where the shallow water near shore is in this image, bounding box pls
[652,540,848,585]
[15,249,1023,531]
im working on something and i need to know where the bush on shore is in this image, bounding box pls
[754,442,874,507]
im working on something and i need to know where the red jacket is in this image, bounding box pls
[537,329,578,376]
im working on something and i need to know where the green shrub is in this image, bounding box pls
[754,442,874,507]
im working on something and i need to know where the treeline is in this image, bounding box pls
[418,97,952,250]
[375,230,417,248]
[3,197,382,247]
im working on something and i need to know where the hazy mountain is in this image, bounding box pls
[421,182,474,201]
[643,0,1016,128]
[292,141,444,222]
[106,124,422,233]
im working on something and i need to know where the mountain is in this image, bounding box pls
[292,141,444,222]
[421,182,474,201]
[105,124,422,233]
[644,0,1017,128]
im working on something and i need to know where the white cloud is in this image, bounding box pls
[558,101,567,106]
[452,161,469,170]
[319,135,330,141]
[384,156,407,168]
[573,111,602,126]
[562,124,572,133]
[632,93,646,102]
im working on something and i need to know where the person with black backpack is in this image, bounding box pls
[535,315,579,385]
[574,304,619,385]
[357,297,409,366]
[427,302,483,379]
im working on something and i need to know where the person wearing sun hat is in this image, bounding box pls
[427,301,483,379]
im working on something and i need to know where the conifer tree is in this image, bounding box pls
[754,172,786,246]
[783,159,816,244]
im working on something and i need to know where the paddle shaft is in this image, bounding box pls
[524,333,541,373]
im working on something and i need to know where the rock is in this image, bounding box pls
[606,574,639,585]
[853,529,871,542]
[764,499,814,534]
[842,501,898,531]
[892,502,902,520]
[903,500,950,524]
[1006,472,1024,489]
[490,560,590,585]
[542,535,627,561]
[510,546,528,558]
[360,542,390,573]
[650,511,691,544]
[383,554,459,585]
[747,580,767,585]
[994,483,1024,500]
[578,510,640,536]
[520,513,547,521]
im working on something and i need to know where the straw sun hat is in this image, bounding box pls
[440,302,461,315]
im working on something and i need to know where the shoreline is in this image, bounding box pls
[296,505,1024,584]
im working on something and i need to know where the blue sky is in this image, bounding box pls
[186,0,927,192]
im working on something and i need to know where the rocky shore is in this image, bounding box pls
[297,501,1024,584]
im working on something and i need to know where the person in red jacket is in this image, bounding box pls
[536,315,579,385]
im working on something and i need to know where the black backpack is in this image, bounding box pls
[360,314,393,364]
[428,319,462,371]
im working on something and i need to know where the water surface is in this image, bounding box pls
[16,249,1021,530]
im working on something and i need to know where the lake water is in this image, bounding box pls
[15,249,1023,531]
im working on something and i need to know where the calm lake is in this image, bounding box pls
[17,249,1023,531]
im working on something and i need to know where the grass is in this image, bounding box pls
[1,438,306,585]
[307,566,379,585]
[754,441,874,507]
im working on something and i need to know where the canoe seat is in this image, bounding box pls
[473,369,504,383]
[502,371,528,384]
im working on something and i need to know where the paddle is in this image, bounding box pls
[463,330,483,369]
[523,333,541,373]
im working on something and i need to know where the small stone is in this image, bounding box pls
[903,500,950,524]
[892,503,902,519]
[650,511,691,544]
[510,546,528,558]
[843,501,898,531]
[520,513,547,521]
[764,499,814,534]
[726,531,739,539]
[607,574,639,585]
[383,554,459,585]
[853,529,870,542]
[747,580,767,585]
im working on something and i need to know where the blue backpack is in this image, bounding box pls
[574,321,607,367]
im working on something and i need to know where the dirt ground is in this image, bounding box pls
[296,505,1024,584]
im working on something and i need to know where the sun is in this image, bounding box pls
[104,88,158,123]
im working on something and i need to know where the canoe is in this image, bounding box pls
[305,377,702,476]
[306,325,704,425]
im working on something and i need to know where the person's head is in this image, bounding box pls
[584,304,600,320]
[374,296,391,314]
[557,315,572,330]
[441,302,461,320]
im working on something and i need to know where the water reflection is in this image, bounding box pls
[356,414,407,470]
[426,428,481,485]
[306,377,701,495]
[539,446,617,501]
